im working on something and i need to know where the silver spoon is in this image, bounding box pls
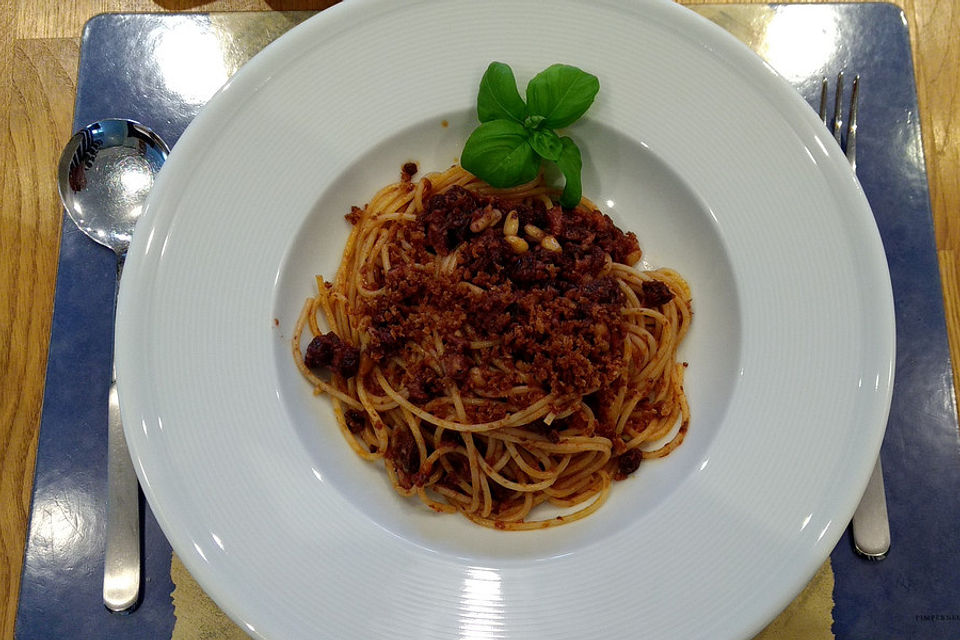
[57,119,170,612]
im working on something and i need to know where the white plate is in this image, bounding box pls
[116,1,895,638]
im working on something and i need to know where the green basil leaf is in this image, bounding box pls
[556,137,583,208]
[529,128,563,161]
[477,62,527,123]
[526,64,600,129]
[461,119,540,188]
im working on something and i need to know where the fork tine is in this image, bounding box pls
[832,71,844,143]
[847,75,860,171]
[819,77,828,123]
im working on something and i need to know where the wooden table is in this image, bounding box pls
[1,1,957,637]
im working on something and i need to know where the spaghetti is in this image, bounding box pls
[292,164,692,529]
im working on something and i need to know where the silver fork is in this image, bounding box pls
[821,73,890,559]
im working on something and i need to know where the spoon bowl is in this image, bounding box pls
[56,118,169,612]
[58,119,169,256]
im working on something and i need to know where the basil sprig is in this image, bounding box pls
[461,62,599,209]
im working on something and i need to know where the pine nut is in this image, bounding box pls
[470,207,503,233]
[524,224,546,242]
[505,235,529,253]
[503,210,519,236]
[541,235,562,252]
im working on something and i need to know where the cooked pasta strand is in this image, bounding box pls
[291,165,692,529]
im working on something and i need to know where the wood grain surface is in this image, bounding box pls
[1,1,957,638]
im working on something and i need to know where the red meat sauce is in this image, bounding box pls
[370,186,650,392]
[303,184,674,475]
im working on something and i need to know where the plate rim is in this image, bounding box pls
[116,1,895,638]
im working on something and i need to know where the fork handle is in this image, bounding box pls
[852,457,890,558]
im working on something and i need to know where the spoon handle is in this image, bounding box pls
[103,258,141,612]
[103,370,141,611]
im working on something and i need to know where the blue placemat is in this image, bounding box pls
[16,6,960,639]
[802,6,960,636]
